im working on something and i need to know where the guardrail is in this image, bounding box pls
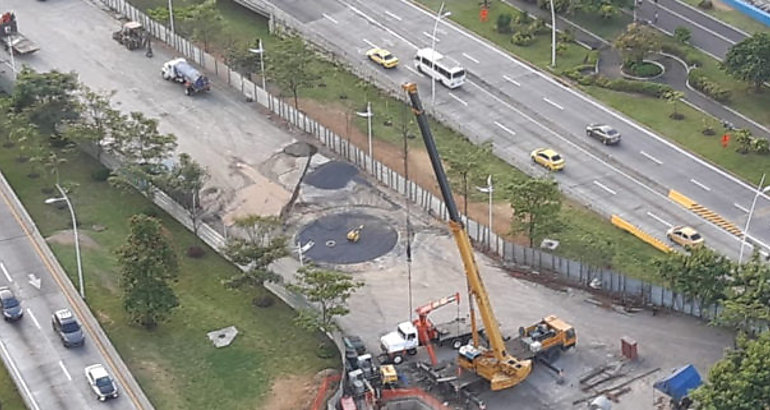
[668,189,743,237]
[611,215,673,253]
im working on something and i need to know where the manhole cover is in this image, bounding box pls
[298,212,397,264]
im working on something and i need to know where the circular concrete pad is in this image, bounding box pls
[304,161,359,190]
[298,212,397,264]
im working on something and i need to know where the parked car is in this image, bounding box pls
[366,48,399,69]
[586,123,622,145]
[530,148,565,171]
[85,364,119,402]
[52,309,85,347]
[0,287,23,321]
[667,226,704,248]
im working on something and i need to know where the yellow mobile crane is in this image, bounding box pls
[402,83,532,391]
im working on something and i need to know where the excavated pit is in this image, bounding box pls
[382,400,435,410]
[297,212,397,264]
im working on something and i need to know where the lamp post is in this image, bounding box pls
[45,184,84,299]
[475,175,493,249]
[168,0,175,36]
[431,3,451,106]
[739,173,770,264]
[356,102,374,172]
[248,39,267,90]
[549,0,556,67]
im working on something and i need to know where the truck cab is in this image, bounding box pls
[380,321,418,363]
[516,315,576,358]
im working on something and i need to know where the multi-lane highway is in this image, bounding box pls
[258,0,770,260]
[0,172,150,409]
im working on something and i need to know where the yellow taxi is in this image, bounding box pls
[530,148,565,171]
[666,226,704,248]
[366,48,399,69]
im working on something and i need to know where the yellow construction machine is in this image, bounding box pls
[402,83,532,391]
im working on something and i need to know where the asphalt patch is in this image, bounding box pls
[304,161,359,190]
[298,212,398,264]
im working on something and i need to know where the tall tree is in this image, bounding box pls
[445,140,493,217]
[115,214,179,329]
[157,153,211,234]
[289,265,363,334]
[653,246,731,308]
[267,36,317,109]
[508,177,562,247]
[717,252,770,335]
[183,0,224,52]
[722,32,770,91]
[691,331,770,410]
[65,86,121,161]
[11,68,80,133]
[614,23,661,65]
[222,214,288,289]
[111,111,177,165]
[663,90,685,119]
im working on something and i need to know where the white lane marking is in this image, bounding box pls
[348,6,419,49]
[502,75,520,86]
[647,211,673,228]
[0,339,40,410]
[422,31,439,42]
[26,308,41,330]
[58,360,72,381]
[734,203,749,213]
[322,13,339,24]
[406,65,421,76]
[395,0,770,212]
[462,52,479,64]
[656,3,736,45]
[543,97,564,110]
[593,180,617,195]
[448,93,468,106]
[384,10,402,21]
[640,150,663,165]
[362,38,377,48]
[494,121,516,136]
[1,262,12,283]
[690,178,711,192]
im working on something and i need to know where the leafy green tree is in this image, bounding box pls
[663,90,685,119]
[183,0,224,52]
[653,246,731,307]
[115,214,179,328]
[691,331,770,410]
[508,177,562,247]
[289,265,363,334]
[11,68,80,133]
[674,26,692,44]
[225,38,262,75]
[722,32,770,91]
[156,153,211,234]
[734,128,753,154]
[222,214,288,289]
[537,0,572,13]
[575,231,616,268]
[267,36,317,109]
[445,140,493,217]
[614,23,661,65]
[717,252,770,335]
[496,14,513,33]
[65,87,121,161]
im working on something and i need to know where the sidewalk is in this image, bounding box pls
[500,0,769,138]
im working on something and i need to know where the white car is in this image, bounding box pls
[84,364,119,402]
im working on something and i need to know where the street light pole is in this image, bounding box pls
[356,102,374,172]
[739,173,769,264]
[249,39,267,90]
[475,175,493,249]
[45,184,84,299]
[431,3,451,107]
[168,0,175,36]
[549,0,556,67]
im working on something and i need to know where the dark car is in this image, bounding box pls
[52,309,85,347]
[0,287,23,321]
[85,364,119,402]
[586,123,622,145]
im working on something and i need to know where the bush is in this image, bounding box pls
[139,208,160,218]
[624,61,663,77]
[497,13,513,33]
[698,0,713,9]
[584,50,600,66]
[604,78,673,97]
[660,43,700,67]
[674,27,692,44]
[751,137,770,154]
[90,167,111,182]
[187,246,205,258]
[528,19,549,35]
[513,10,531,25]
[512,32,535,46]
[558,29,575,44]
[316,340,337,359]
[689,69,731,102]
[252,294,275,308]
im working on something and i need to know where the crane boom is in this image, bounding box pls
[402,82,532,390]
[415,292,460,318]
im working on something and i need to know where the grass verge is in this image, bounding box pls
[679,0,770,34]
[0,146,336,409]
[0,366,24,410]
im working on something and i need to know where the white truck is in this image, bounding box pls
[379,317,482,365]
[161,58,211,96]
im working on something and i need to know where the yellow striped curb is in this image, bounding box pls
[611,215,672,253]
[667,190,743,237]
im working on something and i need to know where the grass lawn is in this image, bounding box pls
[567,9,632,41]
[0,366,24,410]
[679,0,770,34]
[0,147,336,409]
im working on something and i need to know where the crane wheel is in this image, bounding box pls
[452,339,463,350]
[392,355,403,365]
[407,348,417,356]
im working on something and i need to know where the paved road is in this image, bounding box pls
[260,0,770,259]
[0,172,149,409]
[637,0,753,60]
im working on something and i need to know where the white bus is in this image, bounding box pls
[414,48,466,89]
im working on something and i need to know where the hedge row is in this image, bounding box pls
[564,70,674,98]
[688,69,731,102]
[660,43,703,67]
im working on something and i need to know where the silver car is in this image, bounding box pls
[0,287,23,321]
[586,123,622,145]
[85,364,119,402]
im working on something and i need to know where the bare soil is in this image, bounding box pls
[712,0,734,11]
[46,230,100,249]
[260,373,317,410]
[297,98,528,245]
